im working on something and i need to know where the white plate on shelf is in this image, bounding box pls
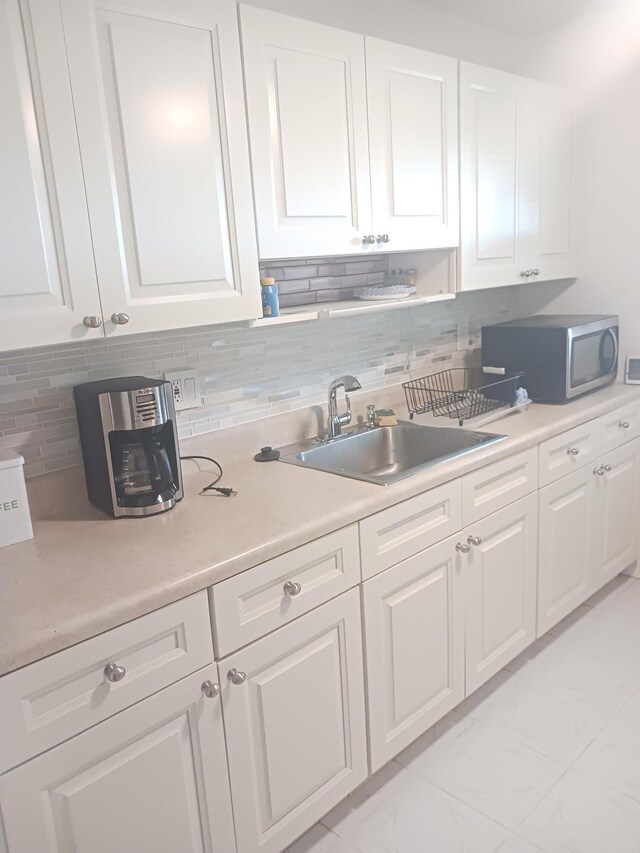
[357,286,416,301]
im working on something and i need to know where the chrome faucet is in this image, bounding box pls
[327,375,362,440]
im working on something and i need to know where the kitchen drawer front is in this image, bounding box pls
[211,524,361,657]
[359,480,462,580]
[600,400,640,453]
[539,419,602,486]
[0,591,213,774]
[462,447,538,526]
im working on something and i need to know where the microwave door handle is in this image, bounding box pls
[604,327,619,374]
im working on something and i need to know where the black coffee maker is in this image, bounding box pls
[74,377,183,518]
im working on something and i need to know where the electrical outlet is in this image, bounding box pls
[164,369,202,411]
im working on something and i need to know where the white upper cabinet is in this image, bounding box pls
[0,0,102,351]
[459,62,577,291]
[365,38,459,252]
[59,0,261,336]
[240,6,371,259]
[240,7,459,259]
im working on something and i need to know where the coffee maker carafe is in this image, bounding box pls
[74,377,183,517]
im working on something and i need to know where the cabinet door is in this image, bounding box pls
[459,62,528,291]
[365,38,459,252]
[592,439,640,591]
[0,665,236,853]
[363,535,464,771]
[0,0,102,351]
[537,467,595,635]
[521,82,577,282]
[464,494,538,694]
[221,589,367,853]
[240,6,371,259]
[60,0,260,336]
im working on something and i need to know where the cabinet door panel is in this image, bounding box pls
[464,494,538,693]
[240,6,371,258]
[363,535,464,771]
[366,38,458,251]
[537,468,594,635]
[593,440,640,590]
[523,89,577,281]
[61,0,260,334]
[460,63,524,290]
[0,665,236,853]
[0,0,102,350]
[221,589,367,853]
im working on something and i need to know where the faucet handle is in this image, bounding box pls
[367,404,376,427]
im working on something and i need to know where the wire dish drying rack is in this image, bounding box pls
[402,368,525,427]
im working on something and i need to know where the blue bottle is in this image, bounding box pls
[260,277,280,318]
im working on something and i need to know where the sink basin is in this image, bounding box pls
[278,421,506,485]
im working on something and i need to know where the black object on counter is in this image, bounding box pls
[254,446,280,462]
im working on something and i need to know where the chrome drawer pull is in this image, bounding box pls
[283,580,302,596]
[467,535,482,547]
[567,447,580,456]
[228,668,247,685]
[201,680,220,698]
[620,421,631,429]
[456,542,471,554]
[104,662,126,683]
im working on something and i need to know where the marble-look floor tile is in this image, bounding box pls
[574,714,640,802]
[473,678,609,763]
[503,635,557,675]
[394,710,474,773]
[519,770,640,853]
[522,640,640,713]
[583,573,631,608]
[286,823,357,852]
[453,668,523,720]
[496,836,548,853]
[406,722,565,829]
[324,765,509,853]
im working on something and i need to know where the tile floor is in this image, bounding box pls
[287,573,640,853]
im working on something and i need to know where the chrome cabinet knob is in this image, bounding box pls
[201,680,220,698]
[567,447,580,456]
[520,270,532,278]
[603,464,612,472]
[593,466,605,476]
[104,662,126,682]
[532,269,541,276]
[227,668,247,685]
[620,421,631,429]
[362,235,376,245]
[376,234,390,243]
[456,542,471,554]
[467,535,482,547]
[83,315,102,328]
[283,580,302,596]
[111,312,130,325]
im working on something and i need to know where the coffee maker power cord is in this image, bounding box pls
[180,455,237,497]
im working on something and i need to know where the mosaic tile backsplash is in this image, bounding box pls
[259,254,391,306]
[0,287,523,479]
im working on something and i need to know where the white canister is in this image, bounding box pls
[0,451,33,548]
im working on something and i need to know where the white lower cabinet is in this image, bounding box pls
[462,494,539,694]
[363,535,464,772]
[591,439,640,592]
[537,437,640,635]
[220,588,367,853]
[538,466,594,635]
[0,664,236,853]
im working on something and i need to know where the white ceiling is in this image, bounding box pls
[410,0,595,37]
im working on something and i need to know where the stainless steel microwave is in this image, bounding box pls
[481,315,619,403]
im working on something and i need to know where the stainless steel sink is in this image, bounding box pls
[278,421,506,485]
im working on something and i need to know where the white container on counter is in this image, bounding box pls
[0,452,33,548]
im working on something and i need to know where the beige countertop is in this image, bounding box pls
[2,382,640,676]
